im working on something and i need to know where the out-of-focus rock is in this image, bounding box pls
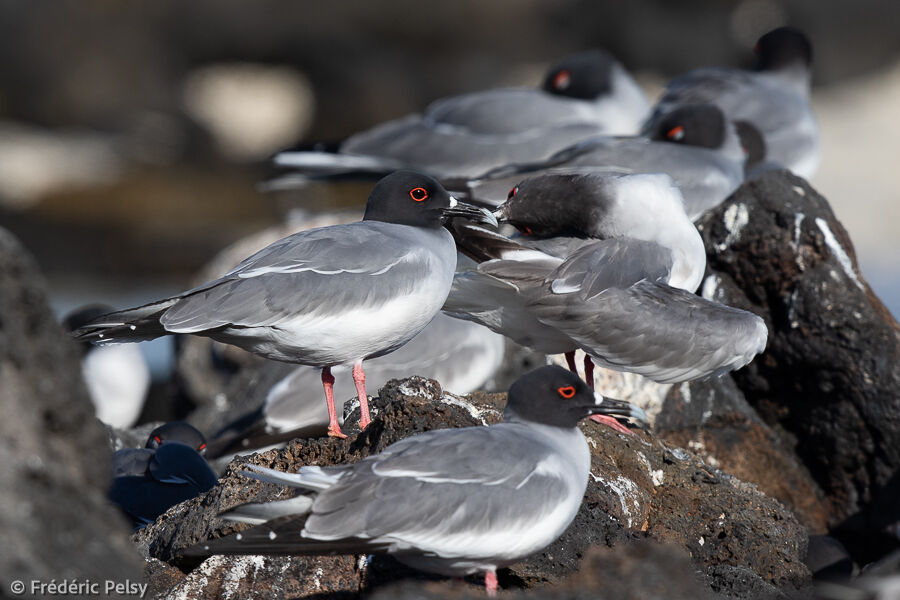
[0,227,143,590]
[182,62,314,161]
[0,121,123,209]
[695,170,900,563]
[140,376,810,598]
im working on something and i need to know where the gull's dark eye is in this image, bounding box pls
[666,125,685,141]
[507,186,518,200]
[410,187,429,202]
[557,386,576,399]
[552,70,571,90]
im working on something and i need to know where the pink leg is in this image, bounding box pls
[590,414,635,435]
[564,350,578,374]
[584,355,595,390]
[322,368,347,439]
[352,362,372,430]
[484,569,498,596]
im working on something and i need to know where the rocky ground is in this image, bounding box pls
[2,170,900,598]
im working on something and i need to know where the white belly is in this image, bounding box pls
[221,269,453,367]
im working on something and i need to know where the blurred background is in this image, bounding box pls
[1,0,898,384]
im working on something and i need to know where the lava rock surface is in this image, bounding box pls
[0,227,143,593]
[696,170,900,564]
[139,377,810,599]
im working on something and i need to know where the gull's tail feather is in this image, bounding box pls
[70,298,180,344]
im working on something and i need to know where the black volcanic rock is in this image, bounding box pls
[0,227,143,591]
[139,376,810,599]
[656,376,829,533]
[695,170,900,563]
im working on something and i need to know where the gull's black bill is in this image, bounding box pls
[442,197,499,228]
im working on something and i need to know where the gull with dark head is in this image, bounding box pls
[271,50,649,182]
[72,171,496,438]
[186,366,647,595]
[459,103,749,221]
[445,172,767,393]
[110,422,217,529]
[642,27,818,178]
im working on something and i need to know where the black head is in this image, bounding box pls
[146,421,208,455]
[754,27,812,71]
[734,120,767,168]
[542,50,615,100]
[648,104,726,149]
[495,173,612,239]
[363,170,497,228]
[505,366,648,428]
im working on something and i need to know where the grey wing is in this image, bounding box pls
[160,223,428,332]
[111,448,153,477]
[345,115,607,179]
[425,88,594,134]
[529,279,768,383]
[547,238,674,298]
[303,426,572,542]
[647,68,805,137]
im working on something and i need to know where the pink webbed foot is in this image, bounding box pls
[590,414,636,436]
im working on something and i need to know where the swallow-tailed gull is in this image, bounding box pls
[110,422,217,528]
[642,27,818,178]
[445,172,767,388]
[72,171,497,438]
[187,365,648,595]
[458,104,747,221]
[272,50,649,180]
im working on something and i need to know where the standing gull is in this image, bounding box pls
[642,27,818,178]
[72,171,496,438]
[186,365,648,595]
[272,50,649,181]
[445,172,768,387]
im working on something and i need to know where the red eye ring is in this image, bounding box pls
[507,185,518,200]
[667,125,685,141]
[153,435,162,444]
[197,443,206,451]
[558,385,576,399]
[410,187,429,202]
[515,224,533,236]
[553,70,571,90]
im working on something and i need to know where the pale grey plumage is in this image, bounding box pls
[461,124,745,220]
[446,172,767,382]
[200,416,587,575]
[272,52,649,181]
